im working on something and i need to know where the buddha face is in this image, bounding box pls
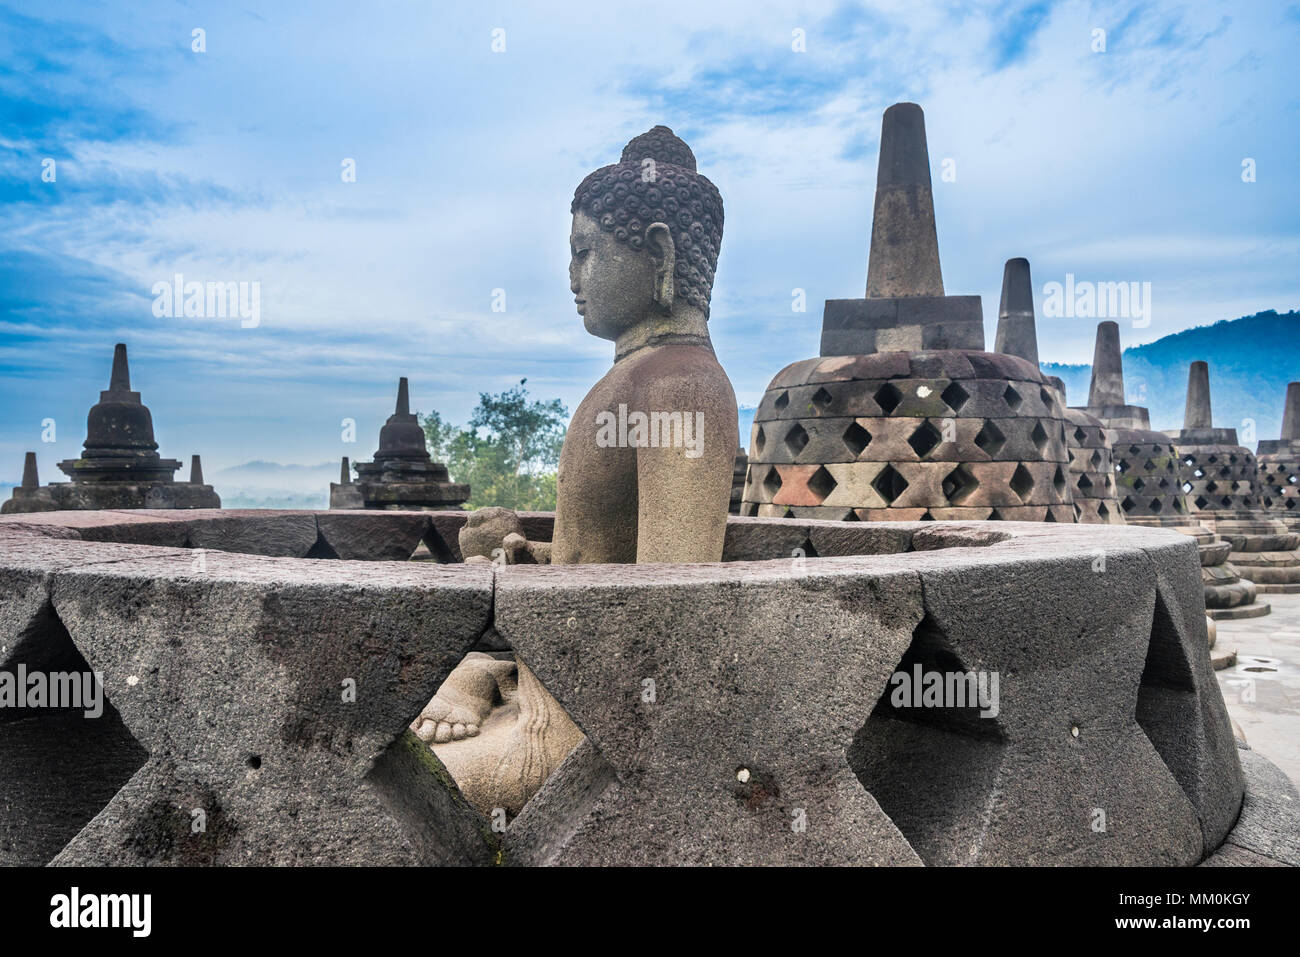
[569,210,666,342]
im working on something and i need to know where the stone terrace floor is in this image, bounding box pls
[1215,593,1300,789]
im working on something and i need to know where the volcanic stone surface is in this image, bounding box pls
[0,508,1266,866]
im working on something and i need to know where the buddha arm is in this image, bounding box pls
[633,379,737,564]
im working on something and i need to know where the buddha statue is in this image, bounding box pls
[412,126,738,818]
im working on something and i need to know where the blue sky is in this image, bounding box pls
[2,0,1298,482]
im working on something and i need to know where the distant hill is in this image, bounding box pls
[211,459,336,510]
[1042,310,1299,440]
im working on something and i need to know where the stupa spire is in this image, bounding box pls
[865,103,943,299]
[1184,361,1212,430]
[994,257,1038,366]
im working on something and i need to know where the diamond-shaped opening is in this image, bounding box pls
[1193,468,1204,478]
[763,465,783,496]
[907,420,943,458]
[1291,474,1299,485]
[988,508,1004,520]
[872,464,909,504]
[1136,591,1198,789]
[941,380,970,412]
[1205,480,1218,493]
[1030,421,1049,452]
[811,387,833,411]
[774,391,790,412]
[408,631,595,831]
[874,382,903,415]
[847,615,1006,866]
[304,532,342,558]
[1077,473,1094,493]
[1121,495,1136,513]
[414,526,459,563]
[1221,495,1233,508]
[1229,454,1238,464]
[1098,502,1110,519]
[1116,459,1130,474]
[1144,459,1157,471]
[974,421,1006,457]
[754,425,766,457]
[1089,450,1102,470]
[1072,426,1087,444]
[807,465,837,502]
[1130,445,1142,456]
[1002,385,1022,411]
[843,422,872,458]
[0,600,148,864]
[798,536,820,558]
[1194,495,1209,510]
[1044,509,1057,522]
[1149,497,1163,513]
[1133,477,1145,492]
[1009,463,1034,501]
[1053,466,1067,496]
[940,463,979,504]
[1207,454,1218,464]
[1040,386,1053,407]
[1157,478,1169,489]
[784,423,810,456]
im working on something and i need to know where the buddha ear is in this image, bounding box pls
[645,222,675,315]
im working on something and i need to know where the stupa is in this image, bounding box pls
[2,344,220,512]
[1166,364,1300,594]
[331,377,469,510]
[1076,327,1267,619]
[741,105,1072,521]
[0,452,55,513]
[993,258,1121,525]
[1256,382,1300,525]
[729,446,748,515]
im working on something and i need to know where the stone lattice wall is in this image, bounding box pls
[741,351,1073,522]
[1063,408,1122,524]
[0,508,1265,865]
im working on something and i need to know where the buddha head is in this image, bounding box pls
[569,126,724,342]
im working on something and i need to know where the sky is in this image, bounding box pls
[1,0,1298,483]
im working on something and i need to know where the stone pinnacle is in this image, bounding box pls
[21,452,38,489]
[1184,361,1212,430]
[109,342,131,391]
[340,456,350,484]
[1087,321,1126,408]
[1282,382,1300,442]
[396,377,410,416]
[865,102,944,299]
[994,257,1039,365]
[190,454,204,485]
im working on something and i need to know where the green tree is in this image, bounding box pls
[419,379,568,511]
